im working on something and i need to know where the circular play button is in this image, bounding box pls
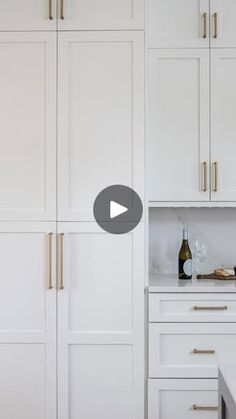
[93,185,143,234]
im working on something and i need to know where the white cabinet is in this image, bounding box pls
[211,49,236,201]
[148,49,209,202]
[210,0,236,47]
[0,222,57,419]
[57,0,144,30]
[0,0,56,30]
[147,0,209,48]
[0,32,56,221]
[148,379,218,419]
[58,31,144,221]
[57,222,144,419]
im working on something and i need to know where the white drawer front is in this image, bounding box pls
[149,293,236,322]
[148,379,218,419]
[149,323,236,378]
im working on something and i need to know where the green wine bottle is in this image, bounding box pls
[178,229,192,279]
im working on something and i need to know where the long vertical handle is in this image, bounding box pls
[202,13,207,38]
[49,0,53,20]
[212,162,218,192]
[60,0,65,19]
[213,12,218,38]
[47,233,53,289]
[58,233,64,290]
[201,162,207,192]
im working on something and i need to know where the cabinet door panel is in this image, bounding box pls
[58,0,144,30]
[0,222,56,419]
[58,222,144,419]
[148,49,209,202]
[147,0,209,47]
[211,0,236,47]
[58,32,144,221]
[211,50,236,201]
[0,0,56,30]
[0,33,56,220]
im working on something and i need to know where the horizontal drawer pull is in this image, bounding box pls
[193,348,215,355]
[192,404,218,411]
[193,305,228,311]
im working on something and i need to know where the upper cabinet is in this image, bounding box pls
[210,0,236,47]
[0,32,57,220]
[58,31,144,221]
[0,0,57,30]
[58,0,144,30]
[147,0,236,48]
[147,0,210,48]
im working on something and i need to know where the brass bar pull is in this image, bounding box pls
[212,162,218,192]
[47,233,53,289]
[202,13,207,38]
[213,12,218,38]
[192,405,218,411]
[201,162,207,192]
[193,348,215,354]
[49,0,53,19]
[60,0,64,19]
[58,233,64,290]
[193,305,227,311]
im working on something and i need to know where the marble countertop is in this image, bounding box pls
[217,350,236,406]
[149,273,236,293]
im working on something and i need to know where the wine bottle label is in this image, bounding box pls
[183,259,192,276]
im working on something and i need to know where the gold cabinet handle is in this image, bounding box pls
[212,161,218,192]
[201,162,207,192]
[193,348,215,354]
[60,0,64,19]
[202,13,207,38]
[192,405,218,411]
[213,12,218,38]
[47,233,53,289]
[49,0,53,19]
[193,305,227,311]
[58,233,64,290]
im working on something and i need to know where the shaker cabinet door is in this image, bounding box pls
[211,50,236,201]
[0,222,57,419]
[147,0,209,47]
[148,49,210,202]
[210,0,236,47]
[57,222,144,419]
[58,31,144,221]
[0,0,56,30]
[0,32,57,221]
[57,0,144,30]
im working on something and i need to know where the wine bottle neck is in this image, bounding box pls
[183,229,188,240]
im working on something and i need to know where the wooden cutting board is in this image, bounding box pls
[197,273,236,280]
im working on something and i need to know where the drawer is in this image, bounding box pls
[149,323,236,378]
[148,379,218,419]
[149,293,236,322]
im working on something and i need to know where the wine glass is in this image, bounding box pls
[192,240,207,275]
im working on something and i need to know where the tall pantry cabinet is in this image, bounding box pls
[0,2,145,419]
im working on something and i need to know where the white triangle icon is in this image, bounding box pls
[110,201,128,219]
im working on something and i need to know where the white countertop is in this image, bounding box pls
[217,350,236,405]
[149,273,236,293]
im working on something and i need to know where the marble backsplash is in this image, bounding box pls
[149,207,236,275]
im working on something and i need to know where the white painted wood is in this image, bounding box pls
[147,49,209,202]
[149,323,236,378]
[147,0,210,48]
[148,379,218,419]
[148,201,236,207]
[211,49,236,202]
[58,0,144,30]
[57,222,144,419]
[149,293,236,322]
[210,0,236,47]
[0,32,56,221]
[0,0,56,30]
[58,31,144,221]
[0,222,57,419]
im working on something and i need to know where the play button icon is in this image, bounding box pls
[110,201,128,219]
[93,185,143,234]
